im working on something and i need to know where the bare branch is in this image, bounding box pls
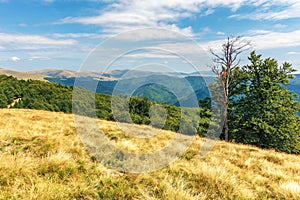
[208,36,251,141]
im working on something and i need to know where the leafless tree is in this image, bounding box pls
[210,36,251,141]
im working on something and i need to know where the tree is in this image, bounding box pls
[210,36,251,141]
[0,91,8,108]
[129,96,150,124]
[231,51,300,153]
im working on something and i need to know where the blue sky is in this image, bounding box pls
[0,0,300,73]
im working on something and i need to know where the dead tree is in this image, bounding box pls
[210,36,251,141]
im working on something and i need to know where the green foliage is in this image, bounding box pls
[0,75,72,112]
[129,96,150,118]
[149,104,167,128]
[198,98,212,136]
[0,75,22,105]
[133,83,178,104]
[0,75,208,135]
[230,52,300,153]
[0,91,8,108]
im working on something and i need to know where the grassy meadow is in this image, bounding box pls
[0,109,300,199]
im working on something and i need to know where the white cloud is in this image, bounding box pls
[52,33,97,38]
[274,23,287,29]
[18,23,28,27]
[56,0,300,43]
[248,30,300,50]
[287,51,300,55]
[203,29,300,51]
[0,33,76,45]
[216,31,225,35]
[124,52,177,59]
[53,26,193,41]
[58,0,250,36]
[229,0,300,20]
[43,0,55,3]
[154,42,206,55]
[29,56,51,61]
[11,56,21,62]
[113,27,193,42]
[246,29,272,35]
[203,8,215,16]
[148,42,213,68]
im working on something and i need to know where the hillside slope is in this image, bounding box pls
[0,68,47,81]
[0,109,299,199]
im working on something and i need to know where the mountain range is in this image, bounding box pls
[1,68,299,105]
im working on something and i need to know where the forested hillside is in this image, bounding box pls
[0,75,209,135]
[0,75,72,112]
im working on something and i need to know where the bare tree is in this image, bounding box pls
[210,36,251,141]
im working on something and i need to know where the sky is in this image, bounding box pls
[0,0,300,73]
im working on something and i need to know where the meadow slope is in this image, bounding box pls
[0,109,299,199]
[0,68,47,81]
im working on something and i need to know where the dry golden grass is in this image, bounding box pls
[99,120,178,153]
[0,109,299,199]
[0,68,47,81]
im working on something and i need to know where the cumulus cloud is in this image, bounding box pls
[2,0,299,69]
[274,23,287,29]
[229,0,300,20]
[52,33,97,38]
[11,56,21,62]
[124,52,177,59]
[216,31,225,35]
[203,29,300,51]
[29,56,51,61]
[248,30,300,50]
[52,0,300,45]
[58,0,300,38]
[112,27,193,42]
[59,0,249,36]
[287,51,300,55]
[0,33,78,56]
[0,33,76,45]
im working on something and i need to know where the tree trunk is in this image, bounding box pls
[224,68,229,141]
[224,105,229,141]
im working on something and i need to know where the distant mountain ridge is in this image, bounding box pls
[0,67,216,80]
[0,68,47,81]
[45,74,213,106]
[1,67,299,104]
[29,69,79,78]
[26,68,193,80]
[287,74,300,101]
[28,68,120,80]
